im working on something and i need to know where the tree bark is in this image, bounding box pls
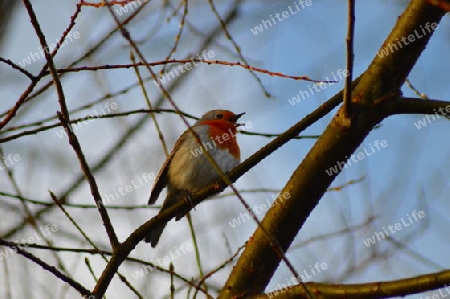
[218,0,445,297]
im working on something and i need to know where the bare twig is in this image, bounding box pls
[343,0,355,118]
[0,57,36,80]
[49,191,143,298]
[193,243,246,298]
[159,0,188,75]
[207,0,271,97]
[0,238,91,297]
[21,0,119,249]
[91,74,350,298]
[0,1,82,130]
[49,60,334,83]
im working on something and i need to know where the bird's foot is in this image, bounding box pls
[212,182,221,191]
[185,193,196,211]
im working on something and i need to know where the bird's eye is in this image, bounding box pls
[216,113,223,119]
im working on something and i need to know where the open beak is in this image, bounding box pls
[232,112,245,126]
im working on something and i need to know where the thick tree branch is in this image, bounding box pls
[249,270,450,298]
[355,1,443,104]
[218,1,446,298]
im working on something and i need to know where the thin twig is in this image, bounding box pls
[130,52,169,156]
[22,0,119,250]
[193,243,246,298]
[0,240,206,292]
[91,75,350,298]
[207,0,271,97]
[3,0,237,241]
[0,238,91,297]
[343,0,355,118]
[170,263,175,299]
[186,213,208,295]
[159,0,188,75]
[85,258,99,283]
[0,2,82,130]
[19,2,122,249]
[50,60,334,83]
[49,191,143,298]
[0,108,319,143]
[0,146,69,274]
[0,57,36,80]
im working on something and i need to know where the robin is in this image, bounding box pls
[144,109,245,247]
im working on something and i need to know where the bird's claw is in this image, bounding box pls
[185,193,196,211]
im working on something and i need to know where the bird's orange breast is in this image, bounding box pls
[201,120,240,159]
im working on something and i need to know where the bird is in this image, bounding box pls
[144,109,245,247]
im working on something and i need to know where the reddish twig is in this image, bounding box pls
[50,60,336,83]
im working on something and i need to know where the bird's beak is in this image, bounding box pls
[232,112,245,126]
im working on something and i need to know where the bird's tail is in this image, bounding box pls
[144,223,167,248]
[144,191,189,247]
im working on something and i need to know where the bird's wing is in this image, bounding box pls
[148,131,187,205]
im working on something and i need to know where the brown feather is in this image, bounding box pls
[147,132,186,205]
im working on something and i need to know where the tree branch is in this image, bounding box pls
[21,0,120,250]
[218,1,446,297]
[386,97,450,116]
[91,75,356,298]
[44,60,331,83]
[0,238,91,297]
[249,270,450,298]
[343,0,355,118]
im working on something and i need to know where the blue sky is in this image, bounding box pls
[1,1,449,298]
